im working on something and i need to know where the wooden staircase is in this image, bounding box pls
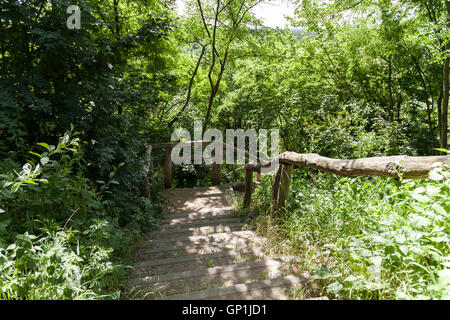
[126,185,326,300]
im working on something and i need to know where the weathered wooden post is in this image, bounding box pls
[212,162,221,185]
[211,148,221,185]
[142,144,152,201]
[164,146,173,189]
[271,163,293,217]
[271,165,281,215]
[243,166,253,209]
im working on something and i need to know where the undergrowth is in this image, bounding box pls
[0,129,162,299]
[250,165,449,300]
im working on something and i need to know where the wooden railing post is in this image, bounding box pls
[164,146,173,189]
[142,144,152,201]
[271,163,293,217]
[212,162,221,185]
[211,148,221,185]
[243,166,253,209]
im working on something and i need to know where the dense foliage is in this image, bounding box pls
[251,165,449,299]
[0,0,448,299]
[0,130,161,298]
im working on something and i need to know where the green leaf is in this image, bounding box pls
[37,143,50,151]
[28,151,42,158]
[359,248,372,258]
[369,256,383,268]
[327,282,343,294]
[437,269,450,286]
[431,203,447,216]
[413,187,425,194]
[410,214,431,228]
[429,170,443,181]
[411,193,430,203]
[40,157,50,166]
[62,133,69,145]
[434,148,449,154]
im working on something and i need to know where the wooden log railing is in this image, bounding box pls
[144,140,449,217]
[243,152,450,217]
[147,140,259,189]
[150,141,212,189]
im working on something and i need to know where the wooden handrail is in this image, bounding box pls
[242,152,450,216]
[146,139,263,189]
[145,139,449,217]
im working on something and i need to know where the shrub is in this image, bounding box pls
[0,129,159,299]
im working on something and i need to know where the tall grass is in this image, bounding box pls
[250,167,449,300]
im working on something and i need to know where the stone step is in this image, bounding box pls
[165,275,308,300]
[132,248,265,276]
[129,259,287,297]
[140,230,260,249]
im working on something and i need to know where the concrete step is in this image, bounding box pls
[132,248,265,276]
[129,259,287,297]
[165,275,308,300]
[139,230,261,249]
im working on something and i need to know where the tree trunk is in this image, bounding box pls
[203,50,228,131]
[441,1,450,152]
[113,0,120,36]
[438,85,443,134]
[388,56,395,121]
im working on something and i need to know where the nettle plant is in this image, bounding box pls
[2,126,80,191]
[250,155,449,300]
[315,163,450,300]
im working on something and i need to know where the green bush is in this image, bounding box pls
[0,130,160,299]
